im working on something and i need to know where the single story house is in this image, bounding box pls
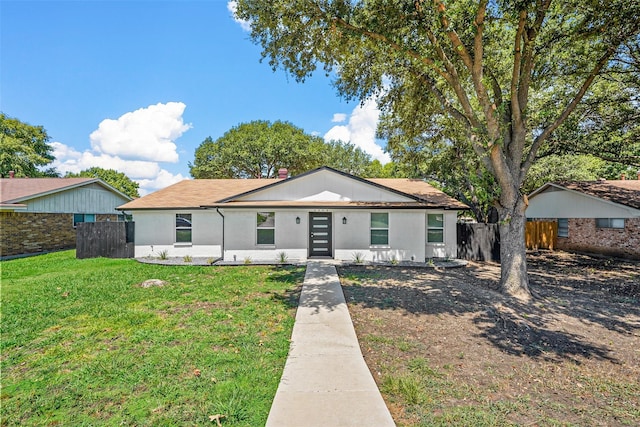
[526,178,640,259]
[0,177,132,258]
[118,166,468,262]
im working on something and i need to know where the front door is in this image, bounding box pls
[309,213,333,258]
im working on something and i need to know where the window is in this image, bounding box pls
[257,212,275,245]
[558,218,568,237]
[73,213,95,227]
[118,213,133,222]
[370,212,389,245]
[427,214,444,243]
[596,218,624,229]
[176,214,192,243]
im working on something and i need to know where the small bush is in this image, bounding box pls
[277,251,288,263]
[390,255,399,265]
[158,249,169,260]
[243,257,252,264]
[183,255,192,263]
[352,252,365,264]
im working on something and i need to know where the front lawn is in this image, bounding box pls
[1,251,304,426]
[340,251,640,426]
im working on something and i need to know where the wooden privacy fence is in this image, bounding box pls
[457,223,501,261]
[76,221,134,259]
[525,221,557,250]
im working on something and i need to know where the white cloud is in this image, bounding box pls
[227,1,251,32]
[136,170,187,196]
[52,102,191,196]
[51,142,185,196]
[332,113,347,123]
[324,98,391,164]
[89,102,191,163]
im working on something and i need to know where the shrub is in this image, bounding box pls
[277,251,289,264]
[352,252,365,264]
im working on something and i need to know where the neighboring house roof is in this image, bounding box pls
[0,178,132,210]
[118,167,468,210]
[529,180,640,210]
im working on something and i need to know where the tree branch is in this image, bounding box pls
[521,45,622,178]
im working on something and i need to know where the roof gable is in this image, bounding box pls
[0,178,132,204]
[226,167,417,203]
[530,180,640,210]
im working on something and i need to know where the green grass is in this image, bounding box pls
[1,251,304,426]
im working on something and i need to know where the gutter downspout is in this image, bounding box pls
[216,208,225,261]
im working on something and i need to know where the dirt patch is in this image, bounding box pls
[339,251,640,426]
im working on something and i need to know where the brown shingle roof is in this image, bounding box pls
[0,178,97,203]
[118,174,468,210]
[368,178,468,209]
[118,179,275,209]
[556,180,640,210]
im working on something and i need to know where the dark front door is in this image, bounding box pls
[309,213,333,258]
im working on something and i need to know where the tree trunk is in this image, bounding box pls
[498,197,532,302]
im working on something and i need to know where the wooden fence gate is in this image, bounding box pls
[76,222,135,259]
[457,223,500,261]
[525,221,557,250]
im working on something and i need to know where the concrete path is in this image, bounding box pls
[266,262,396,427]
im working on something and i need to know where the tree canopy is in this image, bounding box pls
[65,167,140,198]
[235,0,640,299]
[190,120,376,178]
[0,113,57,177]
[190,120,320,178]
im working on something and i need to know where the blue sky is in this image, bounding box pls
[1,0,390,194]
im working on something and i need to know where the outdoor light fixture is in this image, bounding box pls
[296,216,300,224]
[342,217,347,224]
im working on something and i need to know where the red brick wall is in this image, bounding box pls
[0,212,119,258]
[557,218,640,259]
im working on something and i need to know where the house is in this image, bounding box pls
[526,178,640,259]
[0,177,132,258]
[117,167,468,262]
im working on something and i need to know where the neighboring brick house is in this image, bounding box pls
[1,177,132,258]
[526,179,640,259]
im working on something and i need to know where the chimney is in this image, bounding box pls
[9,171,15,179]
[621,173,626,180]
[278,168,288,179]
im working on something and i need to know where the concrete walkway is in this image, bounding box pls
[266,262,396,427]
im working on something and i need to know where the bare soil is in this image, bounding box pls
[339,251,640,426]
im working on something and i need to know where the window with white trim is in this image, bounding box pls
[73,213,95,227]
[558,218,568,237]
[427,214,444,243]
[257,212,275,245]
[370,212,389,245]
[595,218,624,229]
[176,214,192,243]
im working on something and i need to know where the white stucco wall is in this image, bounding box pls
[526,188,640,219]
[425,211,458,258]
[133,209,222,258]
[334,210,426,262]
[133,208,460,262]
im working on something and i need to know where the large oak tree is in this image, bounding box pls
[235,0,640,300]
[190,120,374,178]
